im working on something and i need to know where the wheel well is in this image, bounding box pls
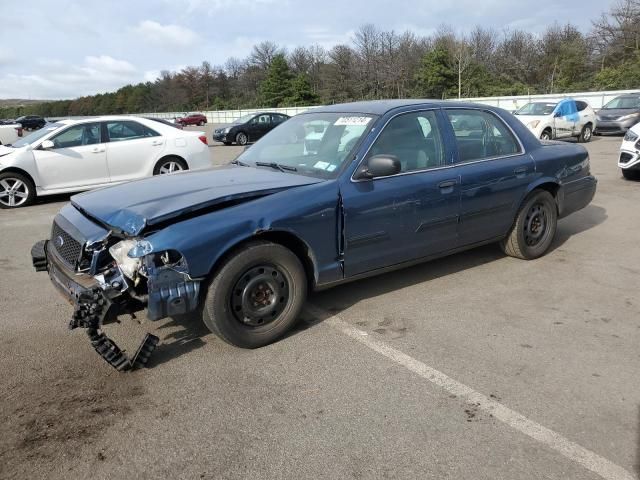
[584,122,593,129]
[209,231,317,291]
[542,127,552,133]
[155,154,187,170]
[532,182,560,213]
[0,167,36,188]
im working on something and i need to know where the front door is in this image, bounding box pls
[443,108,535,244]
[341,109,460,277]
[553,99,579,138]
[33,122,109,191]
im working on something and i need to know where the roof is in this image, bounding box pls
[310,99,493,115]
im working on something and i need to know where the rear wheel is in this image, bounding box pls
[203,241,307,348]
[0,171,35,209]
[622,169,640,180]
[578,124,592,143]
[153,156,188,175]
[235,132,248,146]
[500,190,557,260]
[198,121,204,126]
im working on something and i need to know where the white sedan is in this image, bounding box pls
[0,116,211,209]
[618,123,640,180]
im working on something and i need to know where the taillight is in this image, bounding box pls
[198,135,208,145]
[15,126,23,137]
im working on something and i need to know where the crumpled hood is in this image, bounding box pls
[71,165,323,235]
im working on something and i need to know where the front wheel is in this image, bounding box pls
[500,190,558,260]
[0,171,36,209]
[578,124,592,143]
[203,241,307,348]
[540,130,552,141]
[622,169,640,180]
[235,132,248,146]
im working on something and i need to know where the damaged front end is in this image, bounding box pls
[31,208,201,371]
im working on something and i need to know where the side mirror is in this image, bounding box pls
[41,140,54,150]
[355,155,401,180]
[554,111,562,118]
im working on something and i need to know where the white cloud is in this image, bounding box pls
[134,20,198,48]
[0,56,140,99]
[0,47,17,66]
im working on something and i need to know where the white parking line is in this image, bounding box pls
[307,305,635,480]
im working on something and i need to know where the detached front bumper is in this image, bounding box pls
[31,239,159,371]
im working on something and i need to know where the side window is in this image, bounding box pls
[106,121,158,142]
[51,123,101,148]
[446,110,521,163]
[271,114,286,124]
[368,111,446,173]
[257,114,271,124]
[575,101,588,112]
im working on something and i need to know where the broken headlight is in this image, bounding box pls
[109,240,142,280]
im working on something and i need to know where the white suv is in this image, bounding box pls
[514,99,596,142]
[619,123,640,180]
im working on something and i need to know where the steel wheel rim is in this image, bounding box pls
[524,203,548,247]
[159,161,184,174]
[0,178,29,207]
[231,264,289,327]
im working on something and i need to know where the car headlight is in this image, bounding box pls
[109,240,143,279]
[624,130,639,142]
[618,113,640,122]
[527,120,540,129]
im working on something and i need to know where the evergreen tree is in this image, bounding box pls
[287,73,319,105]
[414,46,456,99]
[259,54,293,107]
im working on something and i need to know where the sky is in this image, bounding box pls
[0,0,614,100]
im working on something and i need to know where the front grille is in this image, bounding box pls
[620,152,634,164]
[51,221,83,268]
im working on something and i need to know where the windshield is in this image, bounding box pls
[236,112,376,179]
[515,103,557,116]
[602,96,640,109]
[10,123,62,148]
[234,114,256,124]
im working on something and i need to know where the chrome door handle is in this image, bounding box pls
[513,167,527,177]
[91,147,105,153]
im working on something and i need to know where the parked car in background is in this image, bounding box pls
[15,115,46,130]
[30,100,596,369]
[595,94,640,135]
[175,112,207,126]
[618,123,640,180]
[514,99,596,142]
[144,116,184,130]
[212,112,290,145]
[0,116,210,208]
[0,123,23,145]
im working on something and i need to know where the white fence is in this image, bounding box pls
[139,106,319,124]
[463,89,640,111]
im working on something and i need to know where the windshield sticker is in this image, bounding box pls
[313,161,330,170]
[334,116,371,126]
[326,165,337,172]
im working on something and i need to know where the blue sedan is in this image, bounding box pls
[31,100,597,370]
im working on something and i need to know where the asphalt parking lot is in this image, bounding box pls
[0,135,638,480]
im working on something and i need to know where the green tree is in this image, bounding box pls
[414,46,455,99]
[287,73,319,105]
[259,54,293,107]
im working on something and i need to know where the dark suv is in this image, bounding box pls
[212,112,290,145]
[16,115,46,130]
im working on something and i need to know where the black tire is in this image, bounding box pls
[198,121,204,126]
[0,171,36,209]
[203,241,307,348]
[235,131,248,146]
[622,169,640,180]
[540,129,552,141]
[152,156,188,175]
[578,124,592,143]
[500,190,557,260]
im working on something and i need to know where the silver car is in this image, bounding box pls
[595,94,640,135]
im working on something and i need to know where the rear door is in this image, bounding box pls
[341,109,461,277]
[104,120,165,182]
[252,114,272,140]
[443,108,534,245]
[32,122,109,190]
